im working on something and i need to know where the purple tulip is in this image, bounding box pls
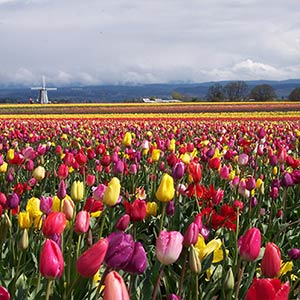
[288,248,300,260]
[40,196,53,214]
[123,241,147,274]
[7,193,20,209]
[113,159,124,174]
[93,184,107,201]
[57,180,67,200]
[166,200,175,216]
[246,177,256,191]
[105,232,135,269]
[172,162,185,180]
[281,172,293,188]
[269,155,278,166]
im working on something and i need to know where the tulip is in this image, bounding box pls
[281,172,293,188]
[74,211,90,234]
[224,267,234,292]
[151,149,161,162]
[113,159,124,174]
[166,200,175,216]
[39,239,64,279]
[86,174,95,186]
[246,278,290,300]
[156,230,183,265]
[261,242,281,278]
[103,177,121,206]
[237,153,249,165]
[172,161,185,180]
[104,271,130,300]
[219,165,230,179]
[42,212,67,238]
[116,214,130,231]
[168,294,180,300]
[57,180,67,200]
[18,212,32,229]
[288,248,300,260]
[189,245,201,273]
[93,183,107,201]
[156,173,175,202]
[71,180,84,202]
[123,241,147,274]
[75,150,86,165]
[0,286,10,300]
[76,238,108,278]
[239,227,261,261]
[25,159,34,171]
[188,161,202,182]
[19,228,29,250]
[122,132,132,147]
[26,197,42,219]
[125,199,146,222]
[7,192,20,209]
[40,196,53,215]
[105,232,134,269]
[246,177,256,191]
[62,198,75,220]
[57,164,68,179]
[146,202,158,217]
[6,149,14,161]
[32,166,46,181]
[183,222,199,247]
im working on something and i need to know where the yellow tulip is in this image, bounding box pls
[156,173,175,202]
[26,197,42,219]
[103,177,121,206]
[0,162,8,173]
[7,149,14,161]
[18,212,32,229]
[32,166,46,181]
[168,139,176,152]
[273,166,278,176]
[146,202,158,217]
[122,132,132,147]
[180,153,190,164]
[151,149,161,162]
[71,180,84,202]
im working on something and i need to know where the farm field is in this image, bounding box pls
[0,103,299,299]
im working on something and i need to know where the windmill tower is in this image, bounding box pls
[31,76,57,104]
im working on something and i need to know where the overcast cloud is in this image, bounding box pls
[0,0,300,86]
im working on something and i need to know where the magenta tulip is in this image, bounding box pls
[183,223,199,247]
[77,238,108,278]
[0,286,10,300]
[74,211,90,234]
[156,230,183,265]
[239,227,261,261]
[123,241,147,274]
[39,239,64,279]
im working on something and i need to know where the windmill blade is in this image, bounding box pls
[42,75,46,89]
[31,87,43,90]
[47,88,57,91]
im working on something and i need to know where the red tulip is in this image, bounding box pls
[39,239,64,279]
[42,212,67,238]
[57,164,68,179]
[246,278,290,300]
[239,227,261,261]
[74,211,90,234]
[77,238,108,278]
[104,271,130,300]
[124,199,146,222]
[0,286,10,300]
[188,161,202,182]
[261,242,281,278]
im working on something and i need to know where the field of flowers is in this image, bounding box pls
[0,108,300,299]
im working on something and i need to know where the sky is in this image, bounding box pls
[0,0,300,86]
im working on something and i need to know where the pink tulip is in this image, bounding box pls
[156,230,183,265]
[239,227,261,261]
[77,238,108,278]
[104,271,130,300]
[74,211,90,234]
[39,239,64,279]
[0,286,10,300]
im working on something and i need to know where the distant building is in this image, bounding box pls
[142,98,181,103]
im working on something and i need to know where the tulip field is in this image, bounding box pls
[1,103,300,299]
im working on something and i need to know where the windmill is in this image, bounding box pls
[31,76,57,104]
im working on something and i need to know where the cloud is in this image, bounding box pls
[1,0,300,85]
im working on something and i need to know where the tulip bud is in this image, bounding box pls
[166,200,175,216]
[7,193,20,209]
[57,180,67,200]
[189,246,201,273]
[151,149,161,162]
[86,174,95,186]
[74,211,90,234]
[261,242,281,278]
[172,162,185,180]
[6,149,14,161]
[104,271,130,300]
[156,230,183,265]
[39,239,64,279]
[71,181,84,202]
[288,248,300,260]
[19,228,29,250]
[62,198,75,220]
[239,227,261,261]
[156,173,175,202]
[224,268,235,292]
[40,196,53,215]
[32,166,46,181]
[76,238,108,278]
[122,132,132,147]
[116,214,130,231]
[103,177,121,206]
[183,223,199,247]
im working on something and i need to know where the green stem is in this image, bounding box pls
[45,279,52,300]
[66,276,80,300]
[152,266,164,300]
[195,274,199,300]
[178,248,188,297]
[159,203,167,232]
[76,234,83,259]
[234,262,245,300]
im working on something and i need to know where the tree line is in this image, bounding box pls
[171,81,300,102]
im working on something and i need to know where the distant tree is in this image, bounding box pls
[224,81,248,101]
[288,87,300,101]
[171,91,184,101]
[206,83,224,101]
[249,84,277,101]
